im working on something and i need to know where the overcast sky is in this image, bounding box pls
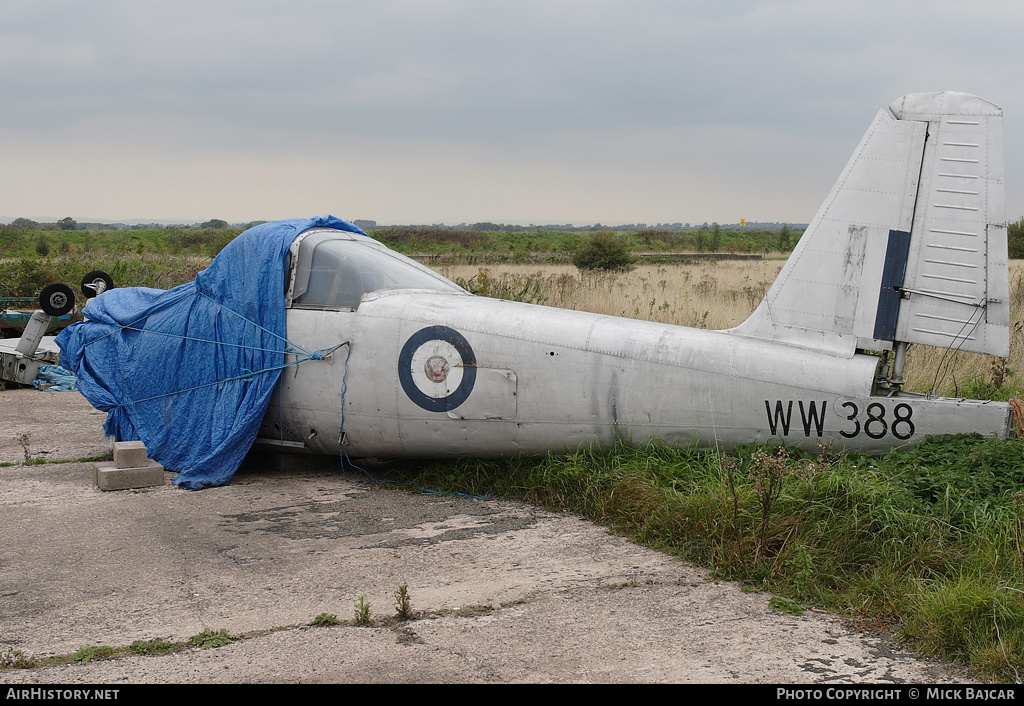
[2,0,1022,226]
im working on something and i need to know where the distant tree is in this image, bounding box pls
[776,224,792,251]
[572,231,636,271]
[470,222,502,231]
[1008,217,1024,259]
[201,219,229,229]
[12,217,38,228]
[709,223,722,252]
[58,217,77,231]
[694,230,708,253]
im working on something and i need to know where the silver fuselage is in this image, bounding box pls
[259,290,1010,459]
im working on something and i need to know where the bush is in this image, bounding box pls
[34,233,50,257]
[1008,217,1024,259]
[571,231,636,271]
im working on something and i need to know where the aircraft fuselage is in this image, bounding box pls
[259,290,1011,459]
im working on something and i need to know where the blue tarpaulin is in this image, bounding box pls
[56,216,365,489]
[33,365,78,391]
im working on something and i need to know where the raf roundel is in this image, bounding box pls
[398,326,477,412]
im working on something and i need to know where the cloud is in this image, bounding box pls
[2,1,1022,223]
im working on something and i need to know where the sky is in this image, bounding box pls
[2,1,1023,227]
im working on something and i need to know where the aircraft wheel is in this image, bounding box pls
[39,283,75,317]
[81,270,114,298]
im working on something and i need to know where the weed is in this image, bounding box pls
[1016,491,1024,578]
[722,455,741,525]
[782,545,819,601]
[0,637,35,670]
[18,433,31,464]
[749,447,790,561]
[310,613,341,627]
[70,645,118,663]
[126,638,179,656]
[572,231,636,271]
[354,595,372,626]
[990,357,1013,391]
[899,575,1010,664]
[187,629,239,649]
[769,596,806,615]
[454,268,549,304]
[394,585,413,621]
[451,604,496,618]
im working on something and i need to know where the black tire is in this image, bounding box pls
[39,283,75,317]
[81,270,114,298]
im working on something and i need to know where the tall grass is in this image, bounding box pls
[0,225,239,259]
[371,226,795,258]
[439,260,785,331]
[0,254,209,300]
[902,263,1024,401]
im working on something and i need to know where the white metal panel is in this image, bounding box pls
[0,335,59,385]
[446,368,517,420]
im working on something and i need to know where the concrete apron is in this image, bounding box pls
[0,388,971,684]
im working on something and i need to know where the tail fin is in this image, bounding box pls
[732,92,1009,361]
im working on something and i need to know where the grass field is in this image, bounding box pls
[437,259,784,330]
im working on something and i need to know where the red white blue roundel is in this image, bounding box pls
[398,326,477,412]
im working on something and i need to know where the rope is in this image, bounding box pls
[81,286,198,348]
[927,298,987,397]
[104,324,291,356]
[336,341,368,476]
[1010,399,1024,437]
[333,342,490,500]
[112,353,332,409]
[85,287,339,410]
[195,291,319,359]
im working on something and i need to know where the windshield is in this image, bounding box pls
[290,235,463,308]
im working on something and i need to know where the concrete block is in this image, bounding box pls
[94,459,165,491]
[113,441,148,469]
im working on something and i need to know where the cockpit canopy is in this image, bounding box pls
[286,228,465,309]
